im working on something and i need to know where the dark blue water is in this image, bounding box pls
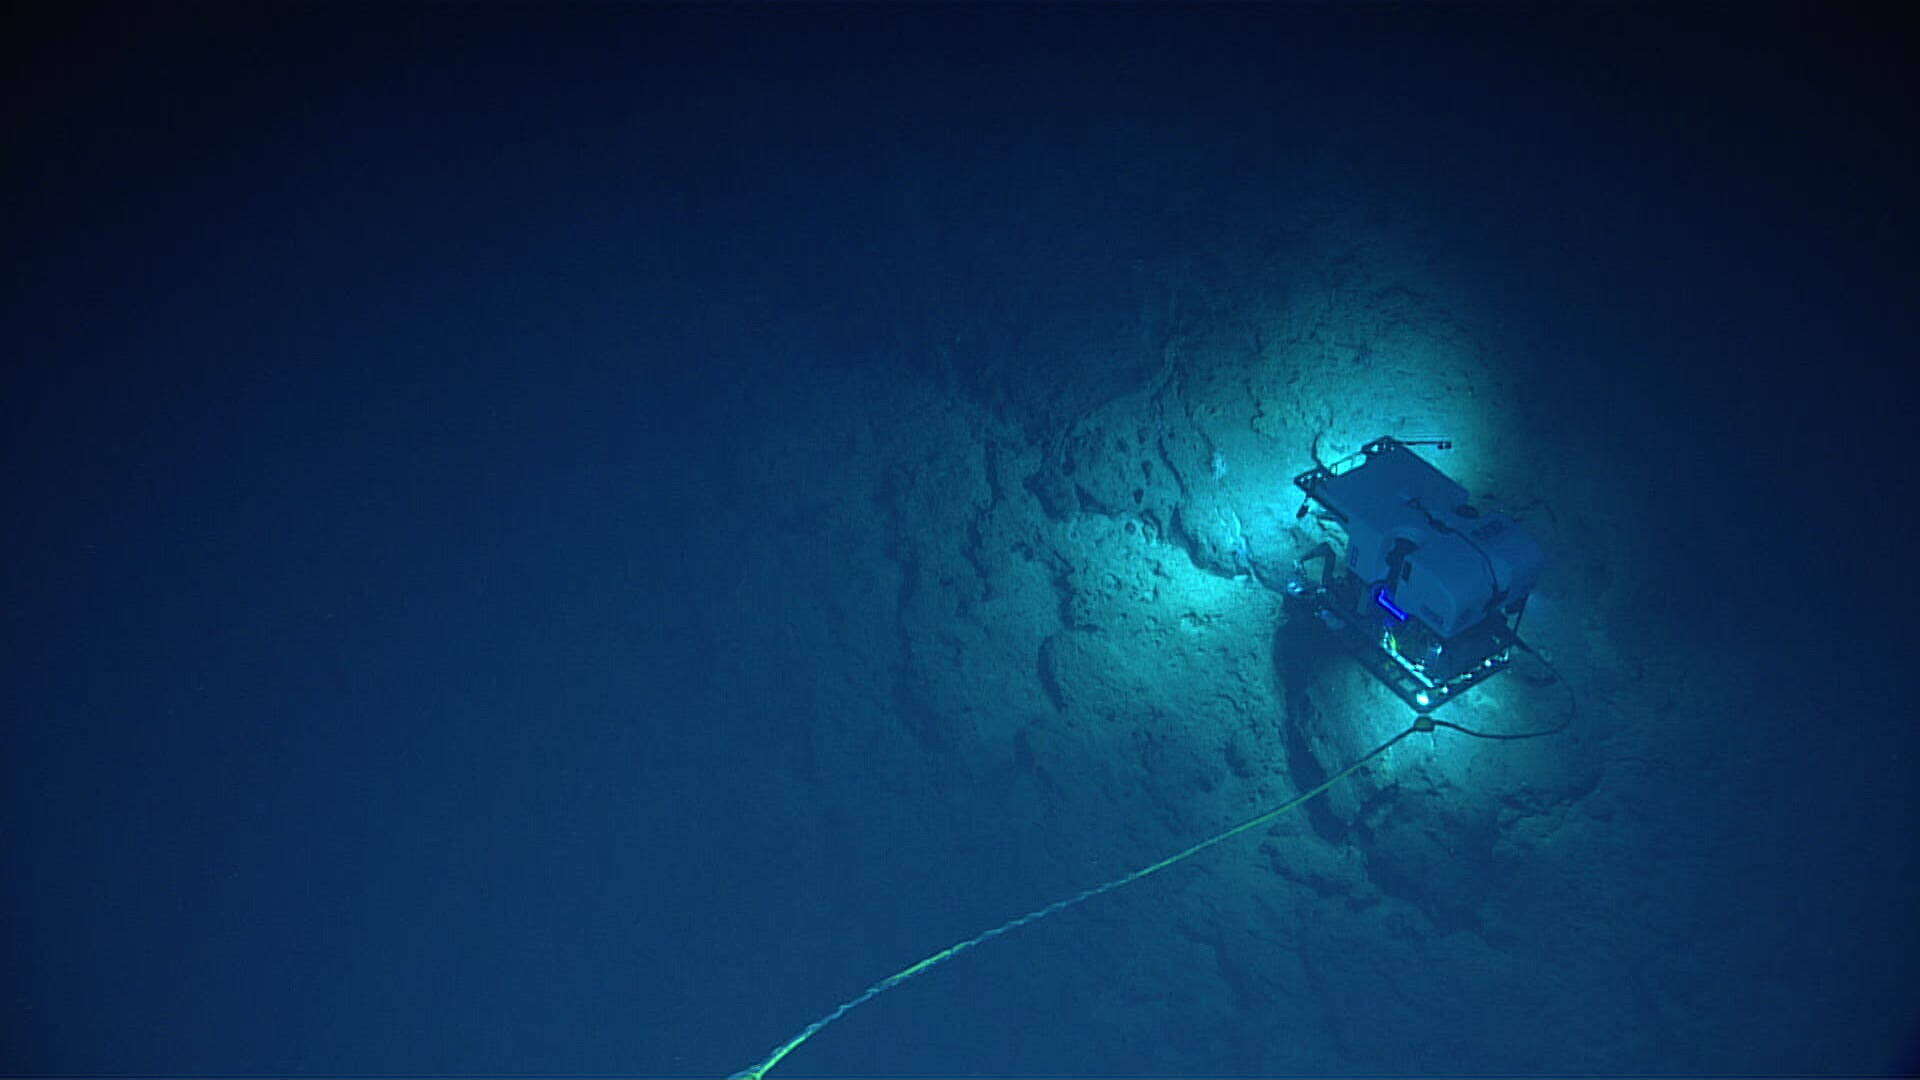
[6,6,1914,1076]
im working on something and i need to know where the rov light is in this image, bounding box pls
[1373,586,1410,622]
[1414,690,1431,707]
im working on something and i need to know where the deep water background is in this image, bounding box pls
[4,5,1915,1075]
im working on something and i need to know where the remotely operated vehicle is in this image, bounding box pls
[1288,436,1545,714]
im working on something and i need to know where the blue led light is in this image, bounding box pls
[1373,586,1410,622]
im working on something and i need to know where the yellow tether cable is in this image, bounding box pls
[728,723,1419,1080]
